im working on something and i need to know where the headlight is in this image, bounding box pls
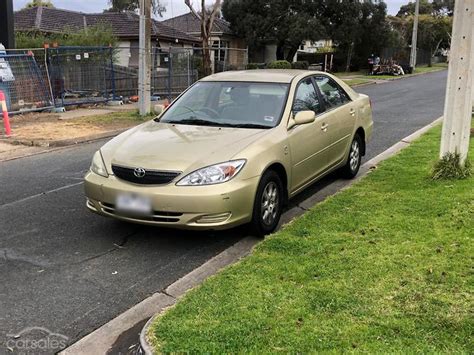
[91,151,108,177]
[177,160,246,186]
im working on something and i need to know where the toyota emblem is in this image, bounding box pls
[133,167,146,178]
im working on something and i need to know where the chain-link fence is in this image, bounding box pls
[47,46,115,107]
[0,49,54,114]
[113,46,248,100]
[0,45,248,113]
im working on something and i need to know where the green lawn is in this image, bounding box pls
[149,124,473,353]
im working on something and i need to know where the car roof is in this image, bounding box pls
[200,70,325,84]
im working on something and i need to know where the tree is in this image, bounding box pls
[222,0,325,62]
[321,0,391,71]
[184,0,222,76]
[388,12,452,64]
[432,0,455,15]
[25,0,54,8]
[397,0,455,17]
[107,0,165,16]
[408,14,453,61]
[397,0,434,17]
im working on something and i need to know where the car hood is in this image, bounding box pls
[101,121,268,173]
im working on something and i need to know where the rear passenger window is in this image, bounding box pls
[292,78,321,113]
[315,76,350,110]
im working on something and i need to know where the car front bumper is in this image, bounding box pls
[84,171,259,230]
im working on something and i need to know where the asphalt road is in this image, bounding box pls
[0,70,447,354]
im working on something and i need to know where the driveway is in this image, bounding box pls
[0,70,447,353]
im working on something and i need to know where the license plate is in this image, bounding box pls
[116,194,152,216]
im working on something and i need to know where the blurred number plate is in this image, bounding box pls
[116,194,152,215]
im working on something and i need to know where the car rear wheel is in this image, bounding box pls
[341,134,362,179]
[251,170,283,237]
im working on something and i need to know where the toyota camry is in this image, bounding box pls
[84,70,373,235]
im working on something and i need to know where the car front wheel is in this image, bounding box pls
[251,170,283,236]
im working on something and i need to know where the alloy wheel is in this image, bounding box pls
[349,140,360,172]
[261,181,279,226]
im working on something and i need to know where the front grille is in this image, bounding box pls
[112,165,181,185]
[101,202,182,223]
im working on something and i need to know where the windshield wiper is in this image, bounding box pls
[227,123,272,129]
[162,118,271,129]
[164,118,219,126]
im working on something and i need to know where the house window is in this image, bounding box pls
[212,40,229,63]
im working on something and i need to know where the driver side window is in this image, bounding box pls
[315,76,350,110]
[292,78,321,113]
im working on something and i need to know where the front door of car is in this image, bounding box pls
[287,77,331,192]
[315,76,357,168]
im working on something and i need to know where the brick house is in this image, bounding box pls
[14,6,200,68]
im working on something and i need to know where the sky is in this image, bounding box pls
[13,0,407,19]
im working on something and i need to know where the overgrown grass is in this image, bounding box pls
[149,125,474,353]
[432,152,472,180]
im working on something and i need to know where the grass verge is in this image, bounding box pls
[76,110,154,125]
[149,124,473,353]
[338,63,448,83]
[343,78,375,87]
[4,110,152,144]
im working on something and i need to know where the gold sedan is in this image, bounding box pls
[85,70,373,235]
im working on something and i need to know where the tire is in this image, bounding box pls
[341,134,363,179]
[250,170,283,237]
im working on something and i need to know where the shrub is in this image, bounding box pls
[15,24,117,49]
[267,60,292,69]
[431,152,472,180]
[246,63,259,70]
[291,61,309,70]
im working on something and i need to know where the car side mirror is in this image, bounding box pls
[289,110,316,129]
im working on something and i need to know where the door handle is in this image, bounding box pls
[350,108,356,117]
[321,123,329,131]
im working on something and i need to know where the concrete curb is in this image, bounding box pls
[0,129,129,163]
[60,115,444,355]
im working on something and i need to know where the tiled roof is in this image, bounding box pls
[162,12,233,36]
[14,7,200,44]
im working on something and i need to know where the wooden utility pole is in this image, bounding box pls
[138,0,152,116]
[440,0,473,165]
[409,0,420,71]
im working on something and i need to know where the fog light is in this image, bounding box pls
[86,199,98,212]
[196,212,232,224]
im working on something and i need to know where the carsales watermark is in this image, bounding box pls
[5,327,68,354]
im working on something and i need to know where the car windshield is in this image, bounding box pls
[158,81,289,129]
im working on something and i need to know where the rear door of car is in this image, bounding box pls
[314,75,356,168]
[287,77,330,192]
